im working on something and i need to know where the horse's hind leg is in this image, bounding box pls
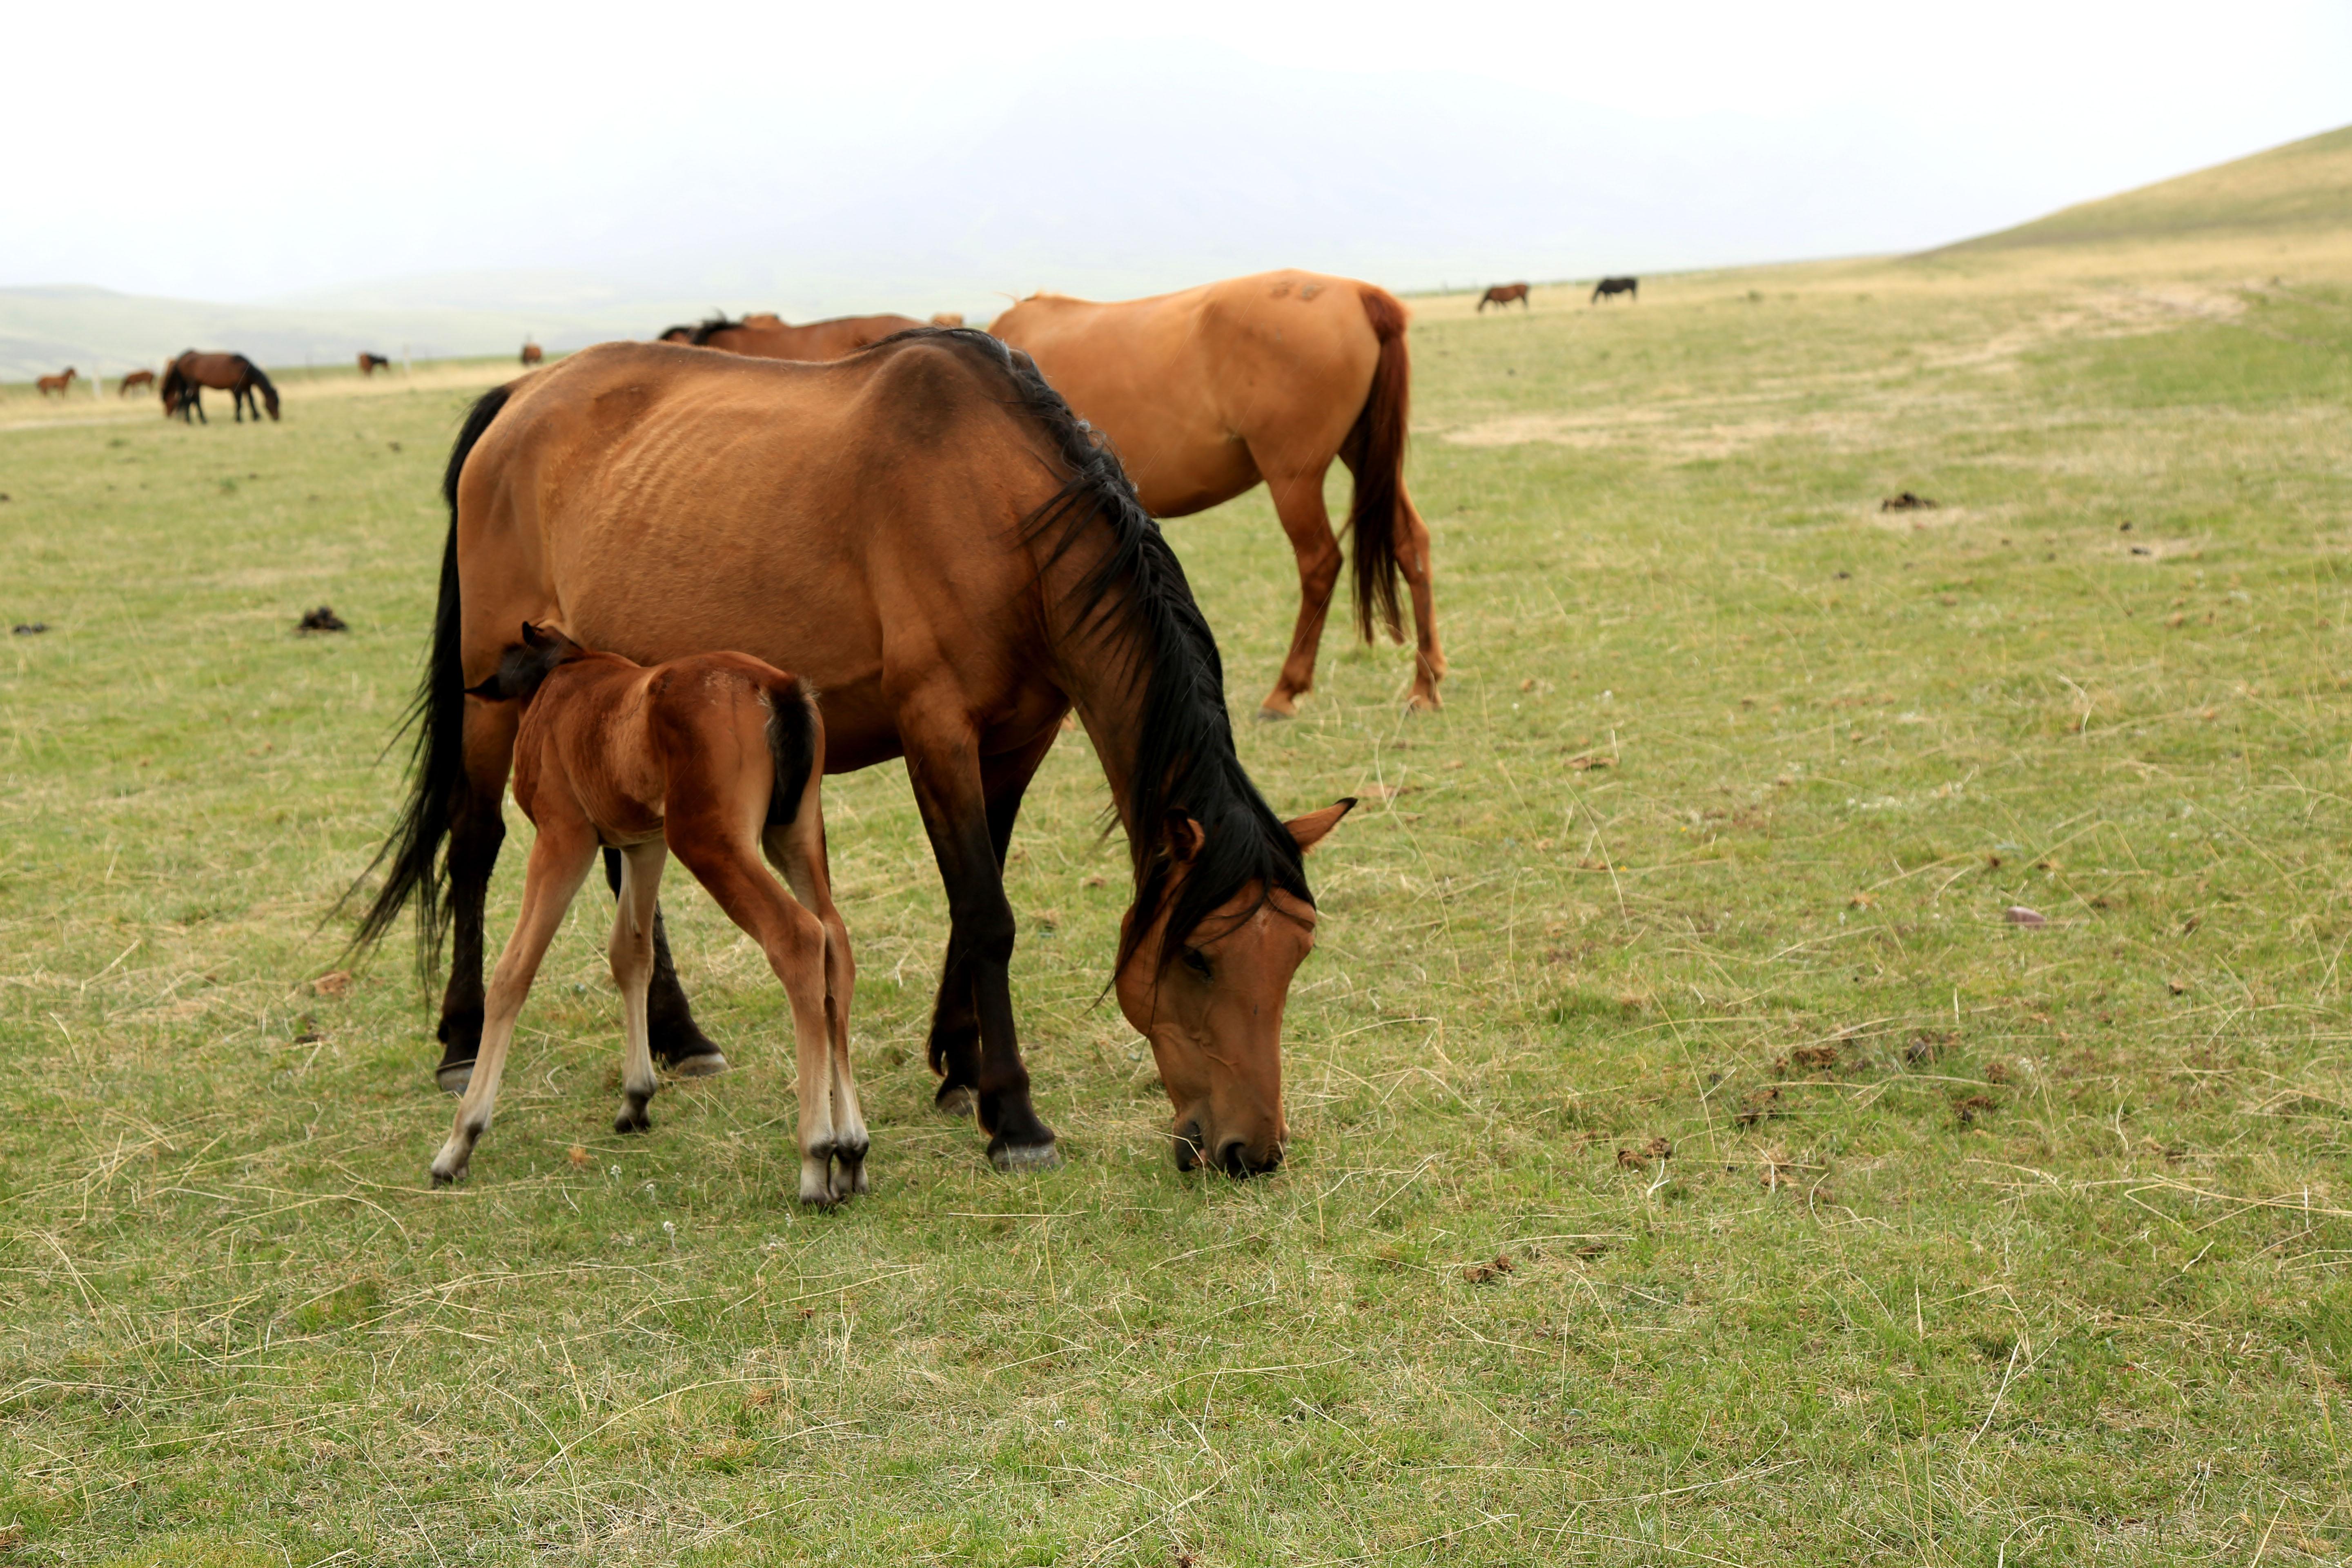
[1257,464,1343,719]
[607,842,668,1134]
[432,815,598,1185]
[765,812,865,1196]
[435,695,519,1092]
[1394,484,1446,711]
[673,818,844,1204]
[600,849,727,1076]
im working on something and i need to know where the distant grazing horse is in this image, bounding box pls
[991,270,1442,715]
[359,352,391,376]
[160,351,279,423]
[1478,283,1531,312]
[1592,276,1639,303]
[519,341,543,366]
[673,312,928,362]
[350,332,1355,1178]
[427,623,864,1202]
[118,369,156,396]
[36,368,77,397]
[930,312,965,327]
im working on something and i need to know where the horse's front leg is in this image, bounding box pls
[924,730,1056,1117]
[600,848,728,1075]
[907,728,1056,1171]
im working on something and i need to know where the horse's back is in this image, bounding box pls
[453,338,1062,760]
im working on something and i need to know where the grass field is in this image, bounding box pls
[5,162,2352,1563]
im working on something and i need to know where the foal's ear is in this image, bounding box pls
[1165,810,1206,864]
[1285,798,1356,854]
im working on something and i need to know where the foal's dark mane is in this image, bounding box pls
[924,328,1312,971]
[685,313,742,346]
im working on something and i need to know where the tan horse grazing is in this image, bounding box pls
[519,341,544,366]
[428,623,864,1201]
[359,352,391,376]
[929,312,965,328]
[36,368,77,397]
[1478,283,1532,312]
[118,370,157,397]
[989,270,1443,716]
[677,312,928,361]
[352,331,1355,1177]
[160,352,279,423]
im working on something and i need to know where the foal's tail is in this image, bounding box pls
[1343,286,1410,642]
[763,679,822,830]
[246,359,281,421]
[344,381,514,964]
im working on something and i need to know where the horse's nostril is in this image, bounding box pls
[1217,1138,1250,1178]
[1172,1123,1204,1172]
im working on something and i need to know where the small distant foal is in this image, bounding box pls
[430,623,867,1204]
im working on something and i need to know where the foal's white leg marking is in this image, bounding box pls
[609,841,668,1134]
[432,828,599,1185]
[769,821,866,1200]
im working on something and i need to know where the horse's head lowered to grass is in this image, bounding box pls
[1113,799,1353,1176]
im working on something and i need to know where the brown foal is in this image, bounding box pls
[428,624,865,1204]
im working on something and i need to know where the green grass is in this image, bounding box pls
[4,252,2352,1564]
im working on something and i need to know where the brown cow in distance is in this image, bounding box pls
[1478,283,1531,312]
[1592,276,1639,303]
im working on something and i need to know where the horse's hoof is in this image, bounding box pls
[1253,705,1294,724]
[435,1062,474,1095]
[615,1105,653,1135]
[666,1050,730,1079]
[988,1138,1062,1174]
[934,1084,976,1118]
[430,1165,463,1187]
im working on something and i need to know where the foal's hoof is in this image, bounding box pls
[1253,704,1294,724]
[430,1162,466,1187]
[666,1049,730,1079]
[988,1136,1062,1174]
[614,1100,653,1135]
[435,1061,475,1095]
[934,1083,976,1118]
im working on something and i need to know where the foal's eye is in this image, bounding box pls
[1180,947,1213,979]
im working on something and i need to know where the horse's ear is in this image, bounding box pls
[1166,810,1206,864]
[1285,798,1356,854]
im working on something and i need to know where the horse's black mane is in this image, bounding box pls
[686,313,741,347]
[921,327,1311,971]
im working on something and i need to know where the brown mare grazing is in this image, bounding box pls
[666,312,927,361]
[36,368,77,397]
[989,270,1443,717]
[352,331,1354,1176]
[1592,276,1638,303]
[929,312,965,327]
[428,624,865,1200]
[160,351,280,423]
[359,352,391,376]
[519,341,544,366]
[118,369,157,396]
[1478,283,1532,312]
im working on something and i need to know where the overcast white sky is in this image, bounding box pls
[5,0,2348,314]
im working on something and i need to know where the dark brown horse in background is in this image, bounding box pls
[359,353,391,376]
[1592,276,1639,303]
[519,341,544,366]
[36,368,77,397]
[119,369,157,396]
[1478,283,1531,312]
[661,312,927,361]
[351,332,1354,1177]
[160,352,280,423]
[989,270,1443,716]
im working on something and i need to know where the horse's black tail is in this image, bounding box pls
[763,678,822,830]
[246,359,281,421]
[1343,287,1410,642]
[343,382,514,968]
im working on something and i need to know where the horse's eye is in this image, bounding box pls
[1180,947,1213,979]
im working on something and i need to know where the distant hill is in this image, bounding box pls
[1938,123,2352,254]
[0,284,680,385]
